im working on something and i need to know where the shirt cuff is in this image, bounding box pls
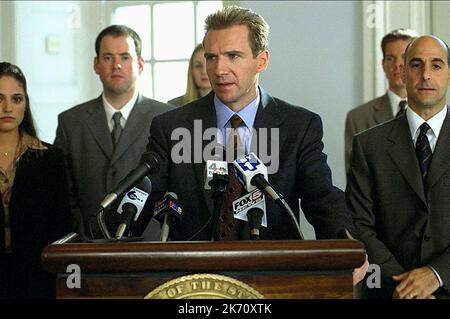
[428,265,444,287]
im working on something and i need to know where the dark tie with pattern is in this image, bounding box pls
[416,122,432,183]
[111,112,123,148]
[217,115,245,240]
[396,100,407,117]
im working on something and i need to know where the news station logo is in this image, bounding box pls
[233,190,264,215]
[169,200,183,214]
[235,153,261,172]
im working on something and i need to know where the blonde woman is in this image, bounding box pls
[168,44,211,106]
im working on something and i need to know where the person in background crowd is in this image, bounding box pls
[345,29,418,172]
[347,35,450,299]
[0,62,71,298]
[168,44,211,106]
[54,25,171,240]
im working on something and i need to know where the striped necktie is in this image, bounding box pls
[217,115,245,240]
[415,122,432,183]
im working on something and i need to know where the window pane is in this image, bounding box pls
[138,63,153,99]
[112,5,151,60]
[154,2,194,60]
[154,61,189,103]
[196,1,223,42]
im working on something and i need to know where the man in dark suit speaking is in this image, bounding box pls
[147,6,358,246]
[54,25,171,239]
[346,35,450,298]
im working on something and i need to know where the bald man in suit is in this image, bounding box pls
[346,35,450,299]
[54,25,171,240]
[345,29,417,172]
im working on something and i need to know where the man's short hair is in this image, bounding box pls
[203,6,269,57]
[381,28,418,59]
[95,25,142,58]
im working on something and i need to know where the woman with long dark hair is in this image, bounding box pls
[0,62,71,298]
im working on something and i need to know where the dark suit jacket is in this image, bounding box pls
[0,145,71,298]
[54,94,172,239]
[346,111,450,298]
[345,94,393,172]
[147,88,354,241]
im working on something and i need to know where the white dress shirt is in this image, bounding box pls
[102,90,139,132]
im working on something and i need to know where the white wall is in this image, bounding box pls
[242,1,364,189]
[1,0,449,184]
[11,1,104,143]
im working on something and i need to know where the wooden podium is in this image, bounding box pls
[41,233,366,299]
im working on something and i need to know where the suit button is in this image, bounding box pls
[424,235,431,242]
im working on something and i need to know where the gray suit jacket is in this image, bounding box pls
[54,94,172,239]
[346,111,450,298]
[345,93,393,172]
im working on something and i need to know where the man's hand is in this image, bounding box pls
[392,267,440,299]
[353,254,369,286]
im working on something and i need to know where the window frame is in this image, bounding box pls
[105,0,222,100]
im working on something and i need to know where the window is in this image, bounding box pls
[110,1,222,103]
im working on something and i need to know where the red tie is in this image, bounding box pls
[217,115,245,240]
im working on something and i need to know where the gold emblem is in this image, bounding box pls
[145,273,265,299]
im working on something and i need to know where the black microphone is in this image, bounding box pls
[112,176,152,240]
[232,189,267,239]
[247,207,264,240]
[233,152,304,240]
[153,192,182,242]
[114,203,137,239]
[97,151,160,214]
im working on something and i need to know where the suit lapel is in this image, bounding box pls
[86,97,114,159]
[111,94,148,165]
[387,116,426,204]
[426,108,450,190]
[373,93,394,124]
[189,93,217,215]
[251,87,285,154]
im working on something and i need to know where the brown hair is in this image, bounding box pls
[0,62,38,138]
[204,6,269,57]
[381,28,418,59]
[95,24,142,58]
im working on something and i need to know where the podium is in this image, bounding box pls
[41,233,366,299]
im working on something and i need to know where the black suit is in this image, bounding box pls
[0,145,71,298]
[147,88,354,240]
[346,110,450,298]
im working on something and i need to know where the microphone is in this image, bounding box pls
[232,189,267,240]
[247,208,264,240]
[114,203,137,239]
[233,152,304,240]
[97,151,160,213]
[153,192,182,242]
[204,159,229,190]
[232,189,267,226]
[233,153,283,205]
[113,177,152,240]
[204,159,230,241]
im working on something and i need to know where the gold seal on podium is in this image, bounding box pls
[145,273,265,299]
